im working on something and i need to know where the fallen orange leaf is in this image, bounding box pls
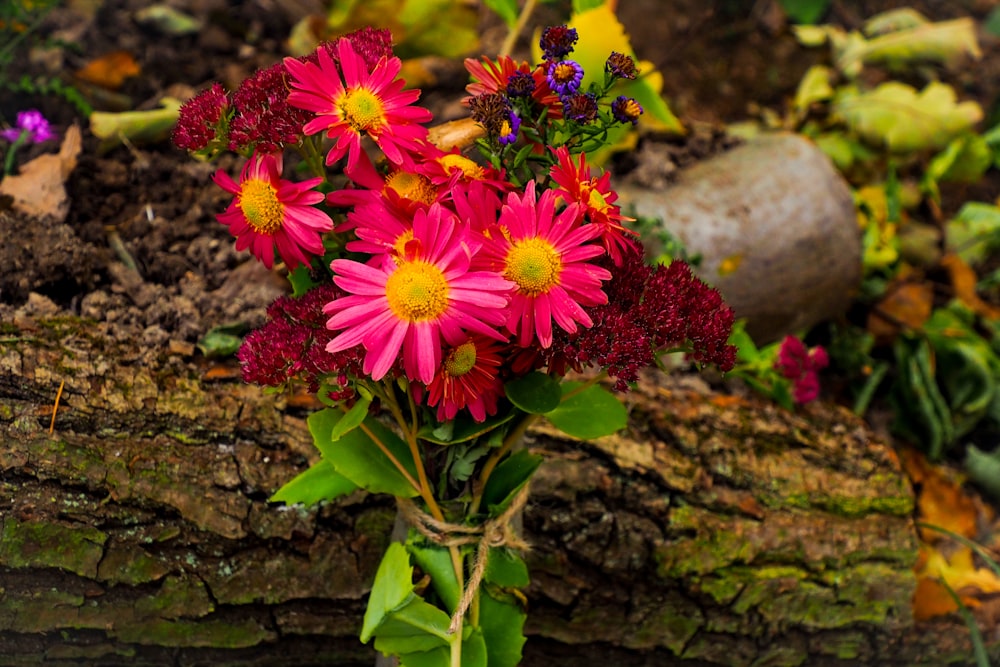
[941,252,1000,321]
[914,544,1000,620]
[867,280,933,344]
[900,447,978,541]
[75,51,141,90]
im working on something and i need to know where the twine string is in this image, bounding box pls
[397,485,530,635]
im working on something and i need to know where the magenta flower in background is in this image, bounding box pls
[2,110,56,144]
[775,336,829,404]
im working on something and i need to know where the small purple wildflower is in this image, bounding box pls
[506,70,536,98]
[605,52,638,80]
[499,110,520,146]
[562,92,599,123]
[540,25,579,60]
[611,96,643,125]
[2,109,56,144]
[546,59,584,96]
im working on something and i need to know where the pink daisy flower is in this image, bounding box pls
[284,39,432,174]
[463,55,562,119]
[549,146,638,265]
[213,151,333,269]
[325,204,514,384]
[478,181,611,348]
[426,334,506,422]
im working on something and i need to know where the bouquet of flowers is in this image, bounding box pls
[174,24,736,667]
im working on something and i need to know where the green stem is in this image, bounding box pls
[468,412,539,516]
[3,131,26,175]
[499,0,538,58]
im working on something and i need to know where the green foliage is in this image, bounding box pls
[90,98,183,149]
[269,459,359,505]
[480,449,543,515]
[545,381,628,439]
[504,372,562,414]
[778,0,830,25]
[307,408,420,497]
[196,322,247,358]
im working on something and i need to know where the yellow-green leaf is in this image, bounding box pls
[793,64,834,118]
[90,97,182,147]
[838,16,980,75]
[834,81,982,153]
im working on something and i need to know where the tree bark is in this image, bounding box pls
[0,313,987,666]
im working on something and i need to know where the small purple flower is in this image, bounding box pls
[539,25,578,60]
[562,92,599,123]
[546,59,583,96]
[1,109,56,144]
[605,52,638,80]
[506,70,536,98]
[499,110,520,146]
[611,96,644,125]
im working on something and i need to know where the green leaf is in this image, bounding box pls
[308,409,419,498]
[397,629,487,667]
[91,97,182,147]
[372,596,453,654]
[545,382,628,439]
[505,372,562,414]
[926,134,992,185]
[778,0,830,25]
[482,0,518,28]
[361,543,416,643]
[484,548,529,588]
[479,590,526,667]
[288,265,319,297]
[330,396,372,441]
[196,322,247,358]
[837,13,981,75]
[572,0,604,12]
[834,81,983,153]
[480,449,542,515]
[269,459,359,505]
[793,65,834,117]
[964,445,1000,506]
[407,540,461,614]
[418,410,516,445]
[946,202,1000,266]
[813,132,856,171]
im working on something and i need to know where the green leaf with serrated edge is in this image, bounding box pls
[545,382,628,440]
[505,372,561,414]
[288,265,318,297]
[418,410,516,445]
[407,539,460,614]
[833,81,982,153]
[330,396,372,442]
[361,543,415,643]
[480,449,543,515]
[372,596,453,655]
[269,459,359,505]
[308,409,419,498]
[479,590,526,667]
[484,548,529,588]
[482,0,517,28]
[837,16,980,75]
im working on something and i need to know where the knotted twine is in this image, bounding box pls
[396,485,531,635]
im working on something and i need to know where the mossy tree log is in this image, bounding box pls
[0,314,986,666]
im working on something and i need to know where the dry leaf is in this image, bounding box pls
[427,118,485,151]
[867,280,934,343]
[914,544,1000,620]
[0,125,82,220]
[75,50,141,90]
[900,447,978,541]
[941,252,1000,320]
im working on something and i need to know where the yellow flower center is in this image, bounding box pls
[392,229,415,257]
[553,62,576,83]
[439,154,485,181]
[504,237,562,296]
[339,87,386,134]
[239,178,284,235]
[444,341,477,377]
[385,260,450,322]
[384,171,438,205]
